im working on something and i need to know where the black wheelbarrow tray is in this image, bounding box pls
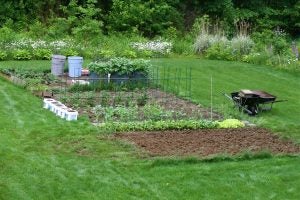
[224,89,287,115]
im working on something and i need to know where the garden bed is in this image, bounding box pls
[114,128,300,157]
[54,89,221,122]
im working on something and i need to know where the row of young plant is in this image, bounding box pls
[0,67,57,95]
[59,90,149,109]
[98,118,245,132]
[91,103,191,123]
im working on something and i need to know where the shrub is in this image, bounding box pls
[33,49,52,60]
[218,119,245,128]
[205,43,234,61]
[231,35,254,56]
[88,57,151,75]
[13,49,32,60]
[99,50,116,58]
[194,34,228,54]
[0,26,16,43]
[242,51,270,65]
[61,49,79,57]
[0,51,8,60]
[172,39,193,55]
[252,30,290,55]
[121,50,137,58]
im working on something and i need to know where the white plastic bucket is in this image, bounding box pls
[65,109,78,121]
[68,56,83,78]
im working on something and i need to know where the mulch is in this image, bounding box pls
[114,128,300,157]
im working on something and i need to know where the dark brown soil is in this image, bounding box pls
[114,128,300,157]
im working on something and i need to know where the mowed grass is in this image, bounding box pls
[1,60,300,199]
[153,58,300,142]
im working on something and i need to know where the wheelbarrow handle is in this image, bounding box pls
[273,100,288,103]
[223,93,232,100]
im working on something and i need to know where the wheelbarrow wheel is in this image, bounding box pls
[248,105,258,116]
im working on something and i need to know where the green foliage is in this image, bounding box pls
[142,104,172,121]
[194,34,229,54]
[205,43,234,61]
[217,119,245,128]
[121,50,137,59]
[88,57,151,75]
[12,49,32,60]
[60,0,103,41]
[0,26,16,42]
[1,75,300,199]
[136,91,148,106]
[27,21,48,39]
[101,119,217,132]
[252,30,289,55]
[231,35,254,57]
[0,51,8,60]
[32,49,52,60]
[61,49,79,57]
[107,0,182,37]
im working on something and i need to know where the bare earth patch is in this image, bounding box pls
[114,128,300,157]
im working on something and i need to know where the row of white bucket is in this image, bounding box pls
[43,98,78,121]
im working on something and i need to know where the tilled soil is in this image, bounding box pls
[114,128,300,157]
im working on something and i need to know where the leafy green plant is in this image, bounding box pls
[99,50,116,58]
[68,83,93,92]
[113,93,123,106]
[142,103,172,121]
[33,49,52,60]
[136,91,148,106]
[92,105,105,123]
[121,50,137,58]
[13,50,32,60]
[88,57,151,76]
[100,91,110,107]
[62,49,79,57]
[100,119,218,132]
[217,119,245,128]
[205,43,234,61]
[113,105,138,122]
[0,51,8,60]
[86,91,95,107]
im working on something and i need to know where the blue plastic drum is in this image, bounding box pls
[68,56,83,77]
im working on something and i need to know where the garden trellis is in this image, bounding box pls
[55,66,192,108]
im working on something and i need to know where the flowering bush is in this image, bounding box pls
[231,35,254,56]
[194,33,228,54]
[131,39,172,55]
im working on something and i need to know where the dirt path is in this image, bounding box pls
[114,128,300,157]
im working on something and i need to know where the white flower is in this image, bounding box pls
[131,39,172,54]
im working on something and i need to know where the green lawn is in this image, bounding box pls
[153,58,300,142]
[1,59,300,199]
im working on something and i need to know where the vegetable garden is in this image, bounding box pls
[1,1,300,198]
[1,57,299,157]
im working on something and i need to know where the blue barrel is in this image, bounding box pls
[68,56,83,77]
[51,55,66,76]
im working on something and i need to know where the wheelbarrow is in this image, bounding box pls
[224,89,287,115]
